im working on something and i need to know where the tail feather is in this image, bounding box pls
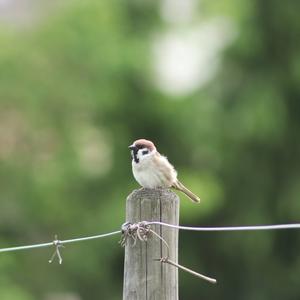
[172,180,200,203]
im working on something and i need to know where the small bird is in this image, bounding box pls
[129,139,200,203]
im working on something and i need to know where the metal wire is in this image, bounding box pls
[1,222,300,255]
[0,230,121,254]
[146,222,300,232]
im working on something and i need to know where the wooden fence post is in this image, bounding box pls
[123,188,179,300]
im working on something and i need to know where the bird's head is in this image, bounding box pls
[128,139,156,163]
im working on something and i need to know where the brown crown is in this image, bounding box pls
[133,139,156,151]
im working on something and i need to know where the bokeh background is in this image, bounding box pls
[0,0,300,299]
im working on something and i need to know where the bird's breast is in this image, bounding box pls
[131,157,175,188]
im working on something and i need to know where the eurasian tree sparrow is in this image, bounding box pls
[129,139,200,203]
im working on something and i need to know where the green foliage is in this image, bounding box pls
[0,0,300,299]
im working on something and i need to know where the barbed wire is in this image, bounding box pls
[0,230,121,254]
[1,222,300,255]
[0,221,300,275]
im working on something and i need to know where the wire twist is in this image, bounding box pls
[48,235,64,264]
[120,221,151,247]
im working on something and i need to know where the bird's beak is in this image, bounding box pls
[128,144,136,150]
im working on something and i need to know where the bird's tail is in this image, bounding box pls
[172,180,200,203]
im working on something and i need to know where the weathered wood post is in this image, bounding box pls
[123,188,179,300]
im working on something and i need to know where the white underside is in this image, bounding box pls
[132,154,177,188]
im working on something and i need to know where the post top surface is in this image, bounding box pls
[127,188,180,202]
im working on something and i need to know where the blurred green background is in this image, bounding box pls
[0,0,300,299]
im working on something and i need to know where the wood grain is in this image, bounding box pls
[123,188,179,300]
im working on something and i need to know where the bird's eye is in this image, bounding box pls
[142,150,149,155]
